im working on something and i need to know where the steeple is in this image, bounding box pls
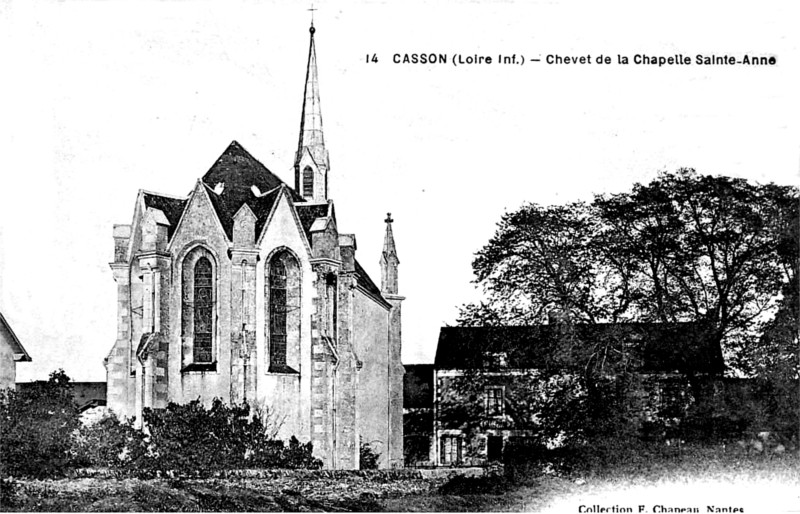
[294,23,329,202]
[380,213,399,295]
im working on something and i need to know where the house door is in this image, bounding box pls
[487,436,503,462]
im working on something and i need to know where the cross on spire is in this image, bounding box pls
[308,3,317,28]
[381,213,399,294]
[294,14,329,201]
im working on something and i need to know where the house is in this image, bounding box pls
[0,311,32,390]
[104,24,405,469]
[403,364,434,466]
[430,323,724,466]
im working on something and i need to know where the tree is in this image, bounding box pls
[467,202,617,326]
[466,169,797,376]
[595,169,797,373]
[453,169,798,447]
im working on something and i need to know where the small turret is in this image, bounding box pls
[380,213,399,295]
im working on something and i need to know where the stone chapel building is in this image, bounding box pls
[104,25,405,469]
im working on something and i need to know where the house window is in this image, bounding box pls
[441,436,462,465]
[267,250,300,373]
[486,386,504,416]
[482,351,508,368]
[302,166,314,197]
[193,257,213,363]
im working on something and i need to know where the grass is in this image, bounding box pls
[2,446,798,512]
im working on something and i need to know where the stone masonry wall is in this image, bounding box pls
[310,265,334,466]
[106,263,133,418]
[334,270,358,470]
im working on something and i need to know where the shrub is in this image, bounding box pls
[73,412,147,468]
[140,398,321,473]
[282,436,323,470]
[0,370,81,478]
[439,474,512,495]
[0,477,19,508]
[503,437,547,483]
[359,443,380,470]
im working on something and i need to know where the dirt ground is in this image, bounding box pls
[2,456,798,512]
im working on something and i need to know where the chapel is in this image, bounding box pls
[104,24,404,469]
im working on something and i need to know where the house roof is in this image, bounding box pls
[16,381,106,412]
[0,311,31,362]
[404,364,434,409]
[434,323,724,374]
[201,141,305,240]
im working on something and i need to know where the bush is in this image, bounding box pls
[439,474,512,495]
[140,399,321,473]
[282,436,323,470]
[0,370,81,478]
[360,443,380,470]
[73,412,147,468]
[1,379,322,477]
[0,477,19,508]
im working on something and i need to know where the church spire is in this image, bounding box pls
[381,213,399,295]
[294,23,329,202]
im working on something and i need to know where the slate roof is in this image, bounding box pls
[434,323,724,374]
[0,311,31,362]
[137,141,390,309]
[404,364,434,409]
[201,141,305,240]
[142,193,187,239]
[296,203,331,240]
[354,259,390,309]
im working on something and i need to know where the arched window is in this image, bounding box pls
[181,246,216,370]
[267,250,300,373]
[193,257,213,363]
[302,166,314,197]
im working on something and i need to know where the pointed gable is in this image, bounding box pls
[0,311,31,362]
[200,141,304,240]
[251,186,283,238]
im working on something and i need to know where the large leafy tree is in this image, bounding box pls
[464,202,627,326]
[449,170,797,450]
[463,169,798,377]
[595,169,797,373]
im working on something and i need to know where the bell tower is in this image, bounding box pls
[294,24,329,202]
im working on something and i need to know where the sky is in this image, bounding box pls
[1,0,798,383]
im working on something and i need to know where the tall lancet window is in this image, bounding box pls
[302,167,314,197]
[267,250,300,373]
[181,247,216,369]
[193,257,214,363]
